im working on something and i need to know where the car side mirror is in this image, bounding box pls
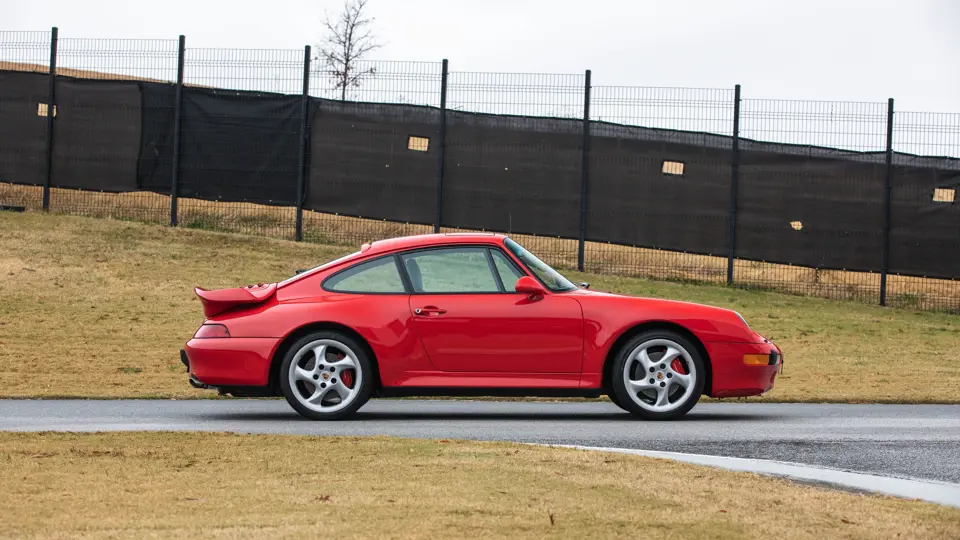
[515,276,546,297]
[579,282,590,289]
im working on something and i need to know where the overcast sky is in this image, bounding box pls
[7,0,960,113]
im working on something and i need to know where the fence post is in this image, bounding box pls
[879,97,895,306]
[42,26,58,211]
[577,69,592,272]
[434,59,448,233]
[169,35,185,226]
[295,45,311,242]
[726,84,742,285]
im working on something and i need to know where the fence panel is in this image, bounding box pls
[46,37,179,223]
[304,60,442,246]
[0,30,52,211]
[889,111,960,310]
[736,99,889,302]
[585,86,734,282]
[442,72,586,269]
[176,47,303,239]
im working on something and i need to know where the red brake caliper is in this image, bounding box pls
[337,353,354,387]
[670,358,687,375]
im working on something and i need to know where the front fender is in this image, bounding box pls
[574,293,759,384]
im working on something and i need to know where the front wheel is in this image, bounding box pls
[610,330,706,420]
[279,332,373,420]
[607,391,630,412]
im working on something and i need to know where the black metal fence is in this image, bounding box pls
[1,28,958,312]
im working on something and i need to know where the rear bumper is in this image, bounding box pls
[705,341,782,398]
[183,337,279,387]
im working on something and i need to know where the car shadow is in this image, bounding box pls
[200,411,778,422]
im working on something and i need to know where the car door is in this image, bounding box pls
[402,246,583,373]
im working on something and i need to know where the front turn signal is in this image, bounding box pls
[743,354,769,366]
[744,352,780,366]
[194,324,230,339]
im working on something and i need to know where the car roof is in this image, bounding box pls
[361,232,506,256]
[277,232,508,289]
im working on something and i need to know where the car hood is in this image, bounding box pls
[565,287,719,310]
[564,287,762,342]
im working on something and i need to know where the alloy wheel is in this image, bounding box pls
[287,339,362,414]
[621,338,698,413]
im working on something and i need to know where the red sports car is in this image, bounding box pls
[182,234,782,420]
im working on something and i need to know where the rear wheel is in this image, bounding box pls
[279,332,373,420]
[611,330,705,420]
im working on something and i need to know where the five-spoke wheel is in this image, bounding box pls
[610,330,705,420]
[280,332,372,420]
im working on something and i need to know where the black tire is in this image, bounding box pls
[279,331,373,420]
[610,330,706,420]
[607,391,630,412]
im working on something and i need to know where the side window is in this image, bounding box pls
[324,257,406,293]
[490,249,525,292]
[402,248,500,293]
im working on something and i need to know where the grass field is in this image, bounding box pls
[1,432,957,539]
[1,210,958,402]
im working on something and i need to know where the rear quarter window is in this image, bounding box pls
[323,257,406,293]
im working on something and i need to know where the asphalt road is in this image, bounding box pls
[2,399,959,484]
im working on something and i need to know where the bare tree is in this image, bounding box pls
[316,0,383,101]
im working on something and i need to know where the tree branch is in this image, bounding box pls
[316,0,383,100]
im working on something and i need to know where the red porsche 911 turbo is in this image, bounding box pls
[182,233,782,420]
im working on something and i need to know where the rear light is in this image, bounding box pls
[194,324,230,339]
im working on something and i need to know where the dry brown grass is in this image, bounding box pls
[1,210,959,402]
[0,61,194,84]
[3,182,957,311]
[1,432,957,539]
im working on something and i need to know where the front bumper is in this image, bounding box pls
[182,337,279,387]
[705,341,783,398]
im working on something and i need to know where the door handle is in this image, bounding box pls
[414,306,447,316]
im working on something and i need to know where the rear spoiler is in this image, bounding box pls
[194,283,277,318]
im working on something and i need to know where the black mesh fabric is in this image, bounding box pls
[306,100,438,224]
[587,127,732,256]
[735,149,886,271]
[889,162,960,279]
[48,77,141,192]
[1,72,958,280]
[0,71,49,186]
[442,111,582,237]
[178,87,301,204]
[136,81,177,194]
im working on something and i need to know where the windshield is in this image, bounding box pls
[503,238,577,292]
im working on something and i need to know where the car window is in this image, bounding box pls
[324,256,406,293]
[503,237,577,292]
[401,248,500,293]
[490,249,524,292]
